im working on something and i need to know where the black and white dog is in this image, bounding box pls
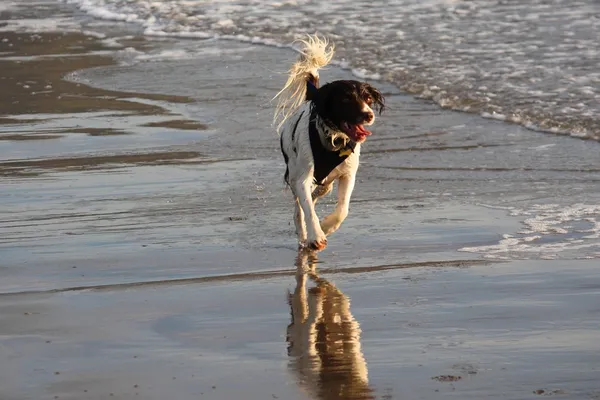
[274,35,385,251]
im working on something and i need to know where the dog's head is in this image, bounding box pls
[312,80,385,143]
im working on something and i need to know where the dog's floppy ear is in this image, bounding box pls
[305,73,320,101]
[306,80,319,101]
[366,84,385,115]
[311,83,334,116]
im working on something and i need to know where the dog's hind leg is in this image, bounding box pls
[320,174,355,236]
[311,182,333,205]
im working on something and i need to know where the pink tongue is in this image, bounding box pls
[342,123,372,139]
[355,124,372,136]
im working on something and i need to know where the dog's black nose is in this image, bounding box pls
[362,111,374,123]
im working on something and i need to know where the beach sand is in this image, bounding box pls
[1,5,600,399]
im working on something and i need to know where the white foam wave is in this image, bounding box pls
[133,49,190,61]
[100,37,125,48]
[62,0,600,140]
[459,204,600,260]
[114,44,256,65]
[67,0,141,22]
[0,18,80,33]
[351,68,382,81]
[82,30,106,39]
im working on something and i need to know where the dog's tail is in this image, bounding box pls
[273,34,334,131]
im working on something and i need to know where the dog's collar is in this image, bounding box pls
[309,106,357,185]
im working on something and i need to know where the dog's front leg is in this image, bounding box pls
[295,178,327,251]
[320,174,355,236]
[294,197,307,244]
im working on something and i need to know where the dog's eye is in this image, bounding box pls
[364,95,373,105]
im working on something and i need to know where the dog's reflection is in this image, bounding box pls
[286,251,374,400]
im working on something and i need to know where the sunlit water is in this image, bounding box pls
[61,0,600,140]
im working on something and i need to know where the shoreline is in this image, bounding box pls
[62,0,600,142]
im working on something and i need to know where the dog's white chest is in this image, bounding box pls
[317,147,360,187]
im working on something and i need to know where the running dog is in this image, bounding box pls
[274,35,385,251]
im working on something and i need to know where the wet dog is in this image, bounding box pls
[274,35,385,251]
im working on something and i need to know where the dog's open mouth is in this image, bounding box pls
[341,122,372,143]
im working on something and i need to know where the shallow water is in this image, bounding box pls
[2,19,599,274]
[57,0,600,140]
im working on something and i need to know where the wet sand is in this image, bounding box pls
[2,4,600,399]
[2,256,599,400]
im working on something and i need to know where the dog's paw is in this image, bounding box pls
[305,237,327,251]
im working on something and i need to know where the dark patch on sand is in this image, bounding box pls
[534,389,567,396]
[0,128,129,141]
[432,375,462,382]
[0,151,202,176]
[0,32,194,117]
[142,119,209,131]
[0,133,63,141]
[61,127,131,136]
[0,117,52,125]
